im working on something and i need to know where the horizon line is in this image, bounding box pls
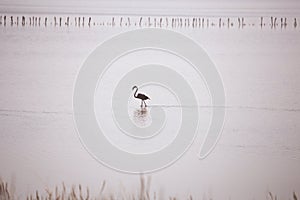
[0,6,300,17]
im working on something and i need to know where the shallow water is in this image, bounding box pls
[0,14,300,199]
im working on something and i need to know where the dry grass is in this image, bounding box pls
[0,176,299,200]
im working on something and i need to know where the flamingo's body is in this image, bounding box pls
[132,86,150,107]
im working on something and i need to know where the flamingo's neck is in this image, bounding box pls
[133,87,138,98]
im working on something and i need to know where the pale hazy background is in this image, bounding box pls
[0,0,300,15]
[0,0,300,199]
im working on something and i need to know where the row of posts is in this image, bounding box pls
[0,15,92,27]
[0,15,298,29]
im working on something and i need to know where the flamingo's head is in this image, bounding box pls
[132,86,138,90]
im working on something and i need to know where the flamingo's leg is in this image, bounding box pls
[144,101,147,107]
[141,100,143,107]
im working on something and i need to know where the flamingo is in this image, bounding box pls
[132,86,150,107]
